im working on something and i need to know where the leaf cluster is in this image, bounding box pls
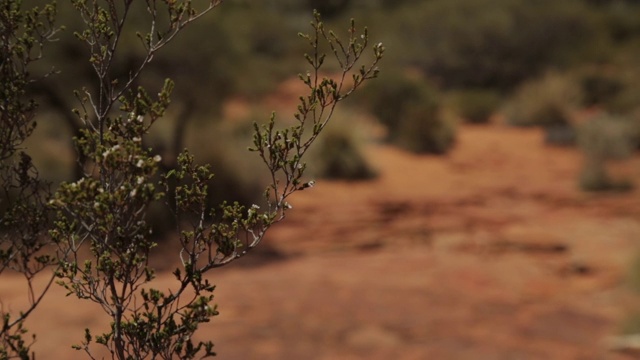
[2,3,384,360]
[0,1,63,358]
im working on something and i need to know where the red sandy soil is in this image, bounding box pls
[3,123,640,359]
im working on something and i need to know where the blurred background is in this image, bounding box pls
[12,0,640,358]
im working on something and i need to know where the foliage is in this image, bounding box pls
[27,0,640,176]
[452,89,502,124]
[2,1,383,359]
[394,101,456,155]
[503,72,581,127]
[418,0,592,88]
[396,0,597,90]
[0,1,64,358]
[356,72,455,154]
[23,1,312,190]
[579,113,637,160]
[186,120,268,208]
[579,68,624,108]
[310,119,377,180]
[588,63,640,115]
[577,113,636,191]
[355,72,427,137]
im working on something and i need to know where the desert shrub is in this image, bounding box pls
[577,113,636,191]
[2,3,385,359]
[141,119,270,238]
[355,72,428,136]
[30,0,305,140]
[503,72,582,127]
[579,113,637,159]
[452,89,502,124]
[394,102,456,154]
[400,0,598,90]
[595,65,640,114]
[0,1,63,358]
[580,69,625,107]
[578,157,616,191]
[309,121,377,180]
[356,72,456,154]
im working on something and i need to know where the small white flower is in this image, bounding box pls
[70,178,83,188]
[102,145,120,158]
[130,189,137,197]
[153,155,162,162]
[132,137,141,142]
[136,159,145,168]
[136,176,144,185]
[137,115,144,123]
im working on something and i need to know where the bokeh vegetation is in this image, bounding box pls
[308,112,377,181]
[5,0,640,356]
[25,0,640,197]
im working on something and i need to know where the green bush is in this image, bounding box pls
[355,72,428,136]
[400,0,598,89]
[579,113,637,159]
[452,89,502,124]
[356,72,456,154]
[595,65,640,114]
[577,113,636,191]
[394,102,456,154]
[579,69,624,107]
[578,157,615,191]
[503,72,581,127]
[310,121,377,180]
